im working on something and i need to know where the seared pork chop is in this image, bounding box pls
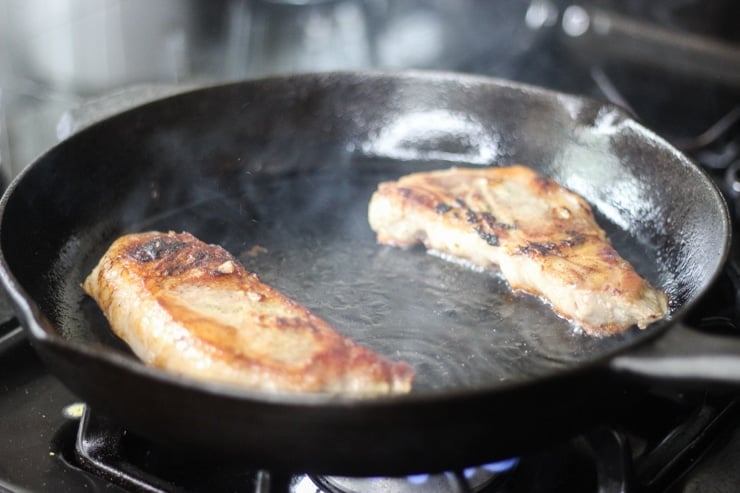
[83,231,414,395]
[368,165,668,335]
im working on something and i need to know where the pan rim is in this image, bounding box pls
[0,69,732,408]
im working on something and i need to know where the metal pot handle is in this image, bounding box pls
[609,322,740,389]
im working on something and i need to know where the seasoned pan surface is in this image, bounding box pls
[0,71,729,472]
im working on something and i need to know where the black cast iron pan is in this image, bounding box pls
[0,71,734,475]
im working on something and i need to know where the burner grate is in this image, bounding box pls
[73,407,520,493]
[310,459,517,493]
[74,407,294,493]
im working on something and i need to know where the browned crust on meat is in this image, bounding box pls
[83,231,414,395]
[368,165,669,335]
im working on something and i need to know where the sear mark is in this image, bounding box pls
[128,237,188,263]
[474,227,499,246]
[598,245,620,264]
[519,234,585,256]
[398,187,413,198]
[520,242,558,256]
[561,231,587,248]
[534,175,556,193]
[480,211,496,225]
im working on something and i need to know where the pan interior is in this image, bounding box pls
[58,160,651,394]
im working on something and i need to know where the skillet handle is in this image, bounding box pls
[0,325,25,357]
[609,322,740,390]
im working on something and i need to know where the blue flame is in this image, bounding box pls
[406,473,430,484]
[405,457,519,486]
[482,457,520,473]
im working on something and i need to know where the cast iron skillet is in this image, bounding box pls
[0,72,735,475]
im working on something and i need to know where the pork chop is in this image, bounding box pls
[368,165,669,335]
[83,231,414,395]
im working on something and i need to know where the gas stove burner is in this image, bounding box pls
[309,458,518,493]
[72,405,519,493]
